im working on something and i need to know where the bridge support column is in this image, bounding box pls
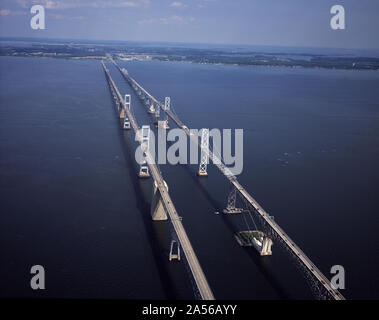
[123,117,131,130]
[123,94,131,129]
[169,240,181,261]
[155,104,160,118]
[151,180,168,220]
[138,125,151,178]
[223,185,243,214]
[197,128,209,176]
[164,97,170,111]
[260,237,273,256]
[158,120,169,130]
[163,97,171,129]
[120,108,125,119]
[124,94,131,111]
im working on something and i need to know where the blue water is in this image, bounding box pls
[0,56,378,299]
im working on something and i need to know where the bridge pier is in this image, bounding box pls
[138,125,151,178]
[155,104,160,118]
[125,94,131,110]
[169,240,181,261]
[151,180,169,220]
[138,165,150,178]
[120,108,125,119]
[197,129,209,177]
[261,237,273,256]
[123,117,131,130]
[149,103,155,114]
[223,186,244,214]
[157,120,169,130]
[123,94,131,130]
[163,97,171,129]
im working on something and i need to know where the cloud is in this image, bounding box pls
[169,2,187,8]
[0,8,27,16]
[138,15,195,25]
[71,15,85,20]
[0,9,11,16]
[51,13,86,20]
[16,0,149,10]
[197,0,216,8]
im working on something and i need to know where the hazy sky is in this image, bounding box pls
[0,0,378,49]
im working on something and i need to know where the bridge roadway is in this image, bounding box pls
[113,60,346,300]
[101,61,215,300]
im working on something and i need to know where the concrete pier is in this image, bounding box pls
[123,117,131,130]
[120,108,125,119]
[197,171,208,177]
[138,165,150,178]
[169,240,181,261]
[261,237,273,256]
[151,180,168,220]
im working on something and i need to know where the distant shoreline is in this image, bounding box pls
[1,45,379,71]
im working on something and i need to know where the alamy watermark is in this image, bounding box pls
[330,5,345,30]
[330,265,345,290]
[30,265,45,290]
[30,5,45,30]
[135,127,244,176]
[28,4,345,31]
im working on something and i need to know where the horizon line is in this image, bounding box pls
[1,36,379,53]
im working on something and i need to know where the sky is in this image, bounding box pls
[0,0,378,49]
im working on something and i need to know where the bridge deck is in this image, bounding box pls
[113,60,345,300]
[102,61,215,300]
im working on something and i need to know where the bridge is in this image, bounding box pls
[101,60,215,300]
[109,59,346,301]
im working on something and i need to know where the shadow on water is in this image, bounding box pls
[242,246,290,299]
